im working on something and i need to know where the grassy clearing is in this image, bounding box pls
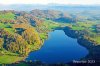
[85,35,100,45]
[43,19,60,30]
[67,21,100,45]
[92,37,100,45]
[0,23,15,34]
[0,55,24,64]
[0,12,15,20]
[0,23,12,28]
[0,49,24,64]
[67,21,96,31]
[77,22,95,28]
[71,26,85,30]
[4,28,15,34]
[39,33,47,40]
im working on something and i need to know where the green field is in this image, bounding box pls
[69,22,96,31]
[0,12,15,20]
[71,26,85,30]
[43,19,61,30]
[0,23,15,34]
[0,55,24,64]
[0,23,12,28]
[66,21,100,45]
[39,33,48,40]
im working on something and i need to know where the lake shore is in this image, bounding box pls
[63,26,100,63]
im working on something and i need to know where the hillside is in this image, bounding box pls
[0,9,100,64]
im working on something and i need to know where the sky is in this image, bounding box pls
[0,0,100,5]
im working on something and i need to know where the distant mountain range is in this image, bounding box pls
[0,4,100,11]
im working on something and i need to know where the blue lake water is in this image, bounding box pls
[26,30,89,64]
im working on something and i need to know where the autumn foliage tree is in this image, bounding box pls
[7,34,30,56]
[0,38,4,49]
[22,28,41,45]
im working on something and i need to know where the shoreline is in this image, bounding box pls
[63,26,100,62]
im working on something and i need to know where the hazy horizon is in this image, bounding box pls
[0,0,100,5]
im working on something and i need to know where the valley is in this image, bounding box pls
[0,8,100,65]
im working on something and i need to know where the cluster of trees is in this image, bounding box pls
[0,10,47,56]
[14,11,44,26]
[22,28,41,45]
[0,10,44,26]
[0,27,41,56]
[6,34,30,56]
[30,9,75,23]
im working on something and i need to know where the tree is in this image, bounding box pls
[22,28,41,45]
[0,38,4,49]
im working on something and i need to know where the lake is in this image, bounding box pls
[26,30,88,64]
